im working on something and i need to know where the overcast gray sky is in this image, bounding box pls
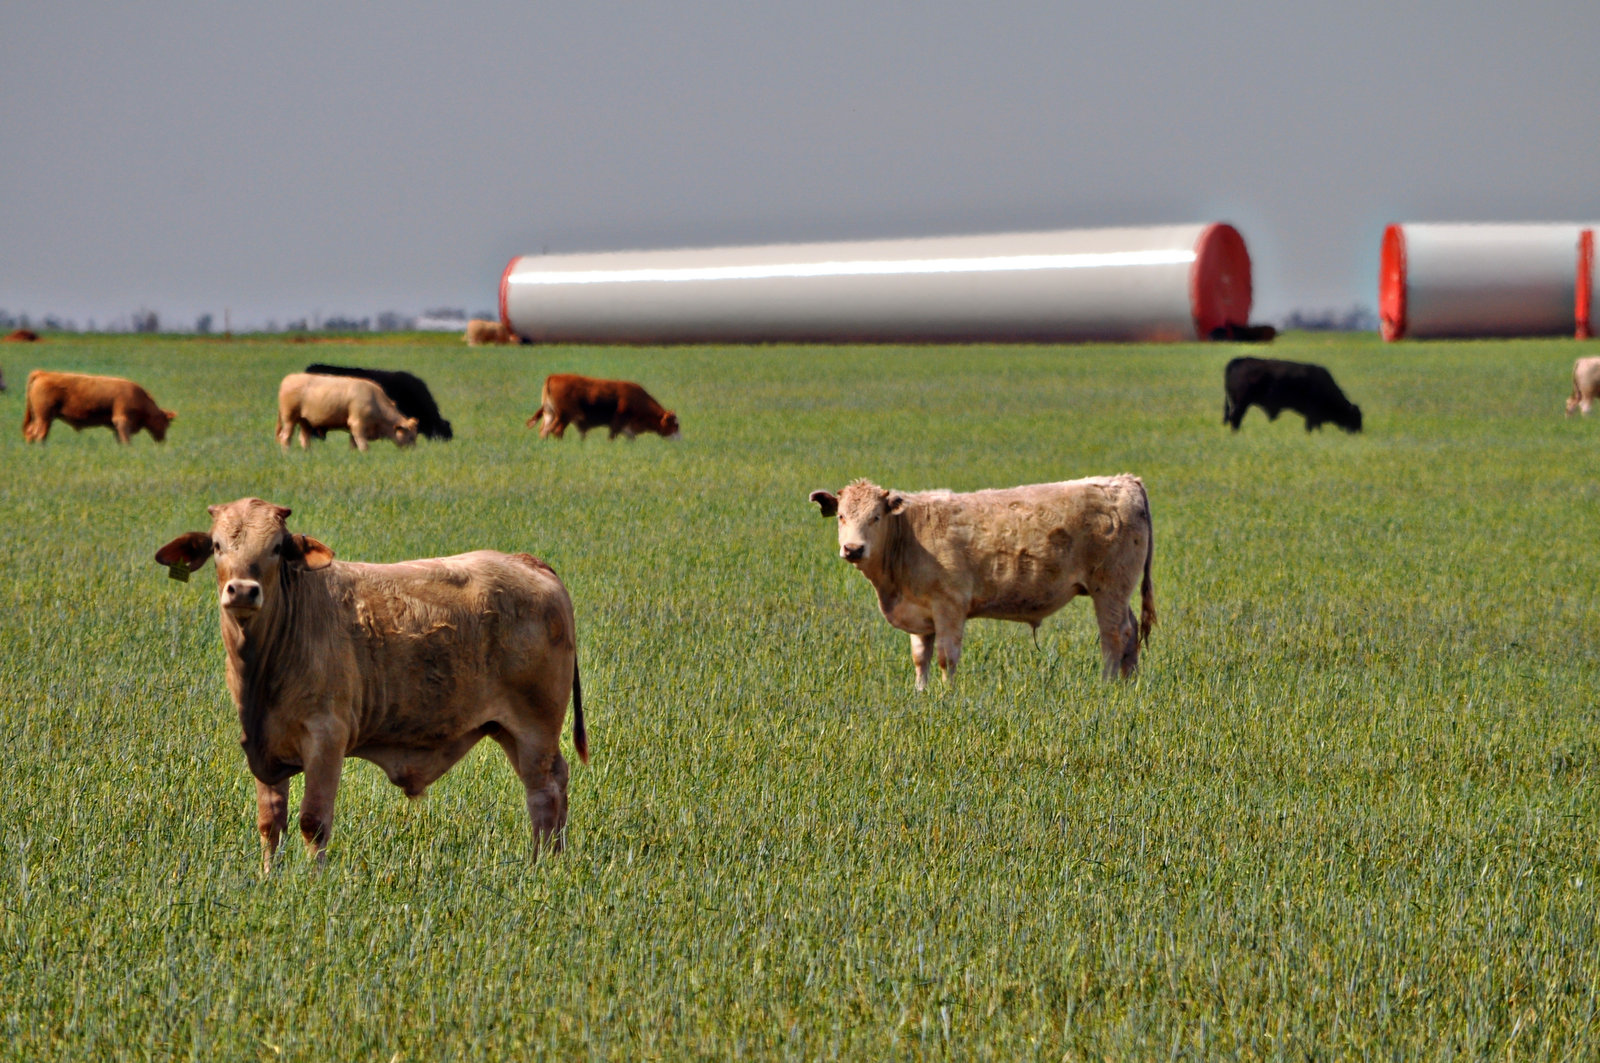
[3,1,1596,328]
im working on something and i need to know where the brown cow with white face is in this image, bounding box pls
[155,498,588,870]
[22,370,176,444]
[810,476,1155,690]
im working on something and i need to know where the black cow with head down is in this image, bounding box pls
[1223,357,1362,433]
[304,364,453,441]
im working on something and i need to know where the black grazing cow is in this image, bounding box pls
[1209,323,1278,343]
[304,364,453,441]
[1223,357,1362,433]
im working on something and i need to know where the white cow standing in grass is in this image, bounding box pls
[810,475,1156,689]
[1567,357,1600,416]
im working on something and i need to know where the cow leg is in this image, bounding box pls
[255,778,290,874]
[931,608,966,686]
[910,632,935,691]
[1093,594,1139,679]
[1584,398,1593,416]
[112,417,133,444]
[492,730,569,854]
[350,422,369,451]
[298,739,345,866]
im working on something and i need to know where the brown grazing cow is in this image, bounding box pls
[464,319,517,345]
[22,370,176,444]
[3,328,40,342]
[155,498,588,869]
[529,373,681,441]
[276,373,419,451]
[809,476,1155,689]
[1566,357,1600,416]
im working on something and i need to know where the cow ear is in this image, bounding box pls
[155,532,213,572]
[291,534,335,570]
[886,492,908,514]
[809,490,838,517]
[163,410,177,421]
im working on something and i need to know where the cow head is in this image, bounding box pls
[1341,404,1363,433]
[155,498,334,622]
[809,479,906,564]
[149,408,176,442]
[661,411,681,439]
[395,417,420,447]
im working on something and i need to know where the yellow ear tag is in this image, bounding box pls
[167,564,190,583]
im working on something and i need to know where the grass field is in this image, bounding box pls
[2,331,1598,1059]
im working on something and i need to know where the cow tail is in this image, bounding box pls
[1138,479,1156,646]
[571,657,588,765]
[22,371,37,436]
[528,379,551,432]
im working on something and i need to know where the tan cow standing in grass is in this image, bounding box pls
[1566,356,1600,416]
[276,372,419,451]
[155,498,588,870]
[464,319,517,346]
[22,370,176,443]
[809,475,1155,689]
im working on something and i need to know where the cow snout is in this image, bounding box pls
[222,579,263,610]
[841,543,866,562]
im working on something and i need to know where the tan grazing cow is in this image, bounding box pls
[155,498,588,869]
[809,475,1155,689]
[22,370,176,443]
[1566,357,1600,416]
[276,372,419,451]
[465,319,517,345]
[529,373,681,441]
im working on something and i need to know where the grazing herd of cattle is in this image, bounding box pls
[14,365,681,450]
[9,345,1599,867]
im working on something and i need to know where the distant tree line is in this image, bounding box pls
[1281,305,1379,332]
[0,308,485,333]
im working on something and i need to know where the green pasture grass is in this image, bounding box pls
[1,331,1597,1058]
